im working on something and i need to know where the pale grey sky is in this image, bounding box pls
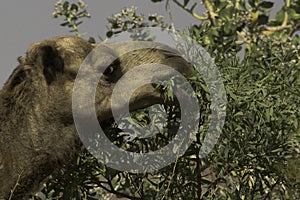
[0,1,284,86]
[0,0,201,86]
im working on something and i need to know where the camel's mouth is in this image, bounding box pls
[94,83,164,123]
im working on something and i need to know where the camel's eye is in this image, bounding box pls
[100,60,122,84]
[103,59,120,76]
[105,66,114,74]
[102,65,117,83]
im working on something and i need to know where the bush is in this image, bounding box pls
[33,1,300,199]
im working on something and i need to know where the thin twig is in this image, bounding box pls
[203,0,217,21]
[9,171,23,200]
[237,30,250,44]
[161,150,180,200]
[171,0,208,20]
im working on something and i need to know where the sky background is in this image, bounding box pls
[0,1,284,86]
[0,0,202,86]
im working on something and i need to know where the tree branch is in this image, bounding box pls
[171,0,208,21]
[263,0,292,35]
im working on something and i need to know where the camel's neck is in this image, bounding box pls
[0,87,79,199]
[0,88,33,199]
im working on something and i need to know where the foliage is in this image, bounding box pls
[53,0,93,41]
[32,0,300,199]
[105,6,167,40]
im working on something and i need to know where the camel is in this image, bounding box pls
[0,36,192,199]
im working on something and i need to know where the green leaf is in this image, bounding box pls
[258,14,269,25]
[71,3,78,12]
[249,0,256,8]
[151,0,164,2]
[106,31,113,38]
[289,8,300,20]
[76,21,83,26]
[190,3,197,12]
[60,22,69,27]
[224,22,234,34]
[209,28,219,37]
[184,0,190,7]
[234,111,244,117]
[63,1,70,10]
[274,10,285,23]
[259,1,274,9]
[88,37,96,44]
[271,148,283,153]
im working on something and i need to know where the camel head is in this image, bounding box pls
[0,36,193,199]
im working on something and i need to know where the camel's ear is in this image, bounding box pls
[35,45,64,84]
